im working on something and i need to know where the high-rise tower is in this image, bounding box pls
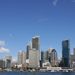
[26,42,32,59]
[18,51,26,65]
[62,40,70,67]
[32,36,40,50]
[48,48,58,67]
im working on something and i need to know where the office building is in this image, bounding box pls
[32,36,40,50]
[50,49,58,67]
[26,42,32,59]
[73,48,75,55]
[18,51,26,65]
[41,51,44,63]
[0,59,5,68]
[48,48,58,66]
[40,51,45,67]
[29,49,40,68]
[62,40,70,67]
[44,51,49,62]
[70,48,75,68]
[48,48,54,63]
[5,55,12,68]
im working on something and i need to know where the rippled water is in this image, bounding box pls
[0,72,75,75]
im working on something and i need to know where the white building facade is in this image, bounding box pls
[29,49,40,68]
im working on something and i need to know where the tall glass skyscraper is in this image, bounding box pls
[26,42,32,59]
[62,40,70,67]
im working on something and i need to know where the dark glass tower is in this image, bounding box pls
[26,43,31,59]
[41,51,44,63]
[62,40,70,67]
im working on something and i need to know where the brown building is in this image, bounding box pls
[32,36,40,50]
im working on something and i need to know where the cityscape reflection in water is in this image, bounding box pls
[0,72,75,75]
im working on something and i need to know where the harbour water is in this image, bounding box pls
[0,72,75,75]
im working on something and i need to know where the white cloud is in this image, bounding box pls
[53,0,58,6]
[0,47,10,53]
[0,40,10,53]
[0,41,5,46]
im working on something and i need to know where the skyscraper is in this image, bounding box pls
[48,48,53,63]
[51,49,58,67]
[0,59,5,68]
[48,48,58,67]
[32,36,40,50]
[5,55,12,68]
[70,48,75,68]
[44,51,49,62]
[73,48,75,55]
[41,51,44,63]
[62,40,70,67]
[18,51,26,65]
[29,49,40,68]
[26,42,32,59]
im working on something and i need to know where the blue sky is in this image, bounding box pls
[0,0,75,60]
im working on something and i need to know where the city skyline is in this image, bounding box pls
[0,0,75,61]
